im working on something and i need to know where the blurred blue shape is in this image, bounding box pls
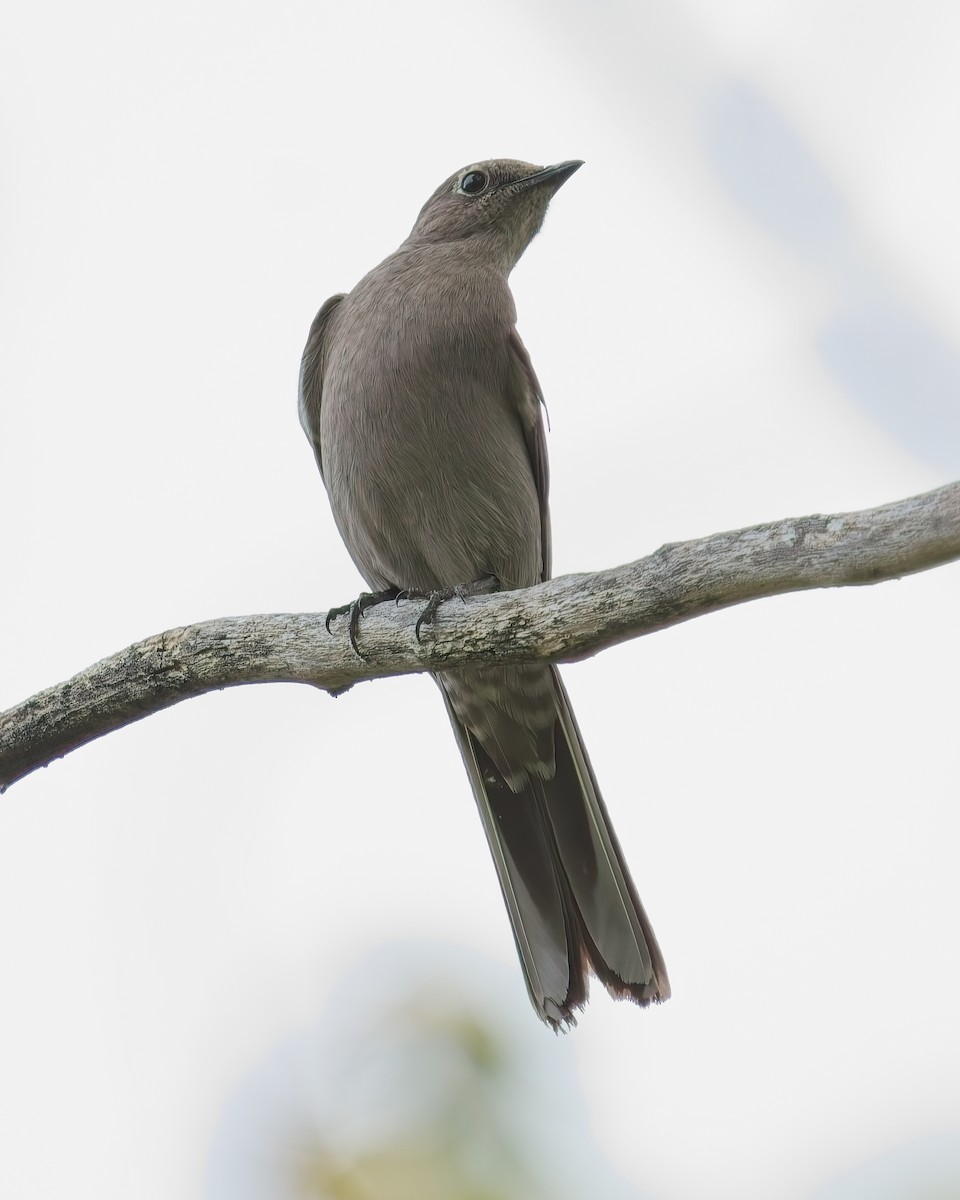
[702,78,849,252]
[702,77,960,474]
[820,294,960,474]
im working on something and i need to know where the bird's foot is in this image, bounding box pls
[399,575,501,642]
[325,588,401,656]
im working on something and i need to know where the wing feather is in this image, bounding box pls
[297,293,346,480]
[507,328,551,581]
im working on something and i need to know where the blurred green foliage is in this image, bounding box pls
[293,989,553,1200]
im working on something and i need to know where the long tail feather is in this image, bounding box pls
[440,667,669,1029]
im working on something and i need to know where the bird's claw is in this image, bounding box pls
[402,575,501,643]
[324,601,353,636]
[325,588,401,656]
[414,592,448,642]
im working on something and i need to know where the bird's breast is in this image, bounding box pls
[318,260,542,594]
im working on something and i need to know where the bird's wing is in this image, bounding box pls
[297,293,346,480]
[507,328,551,581]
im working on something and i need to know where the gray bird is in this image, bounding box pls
[298,158,669,1028]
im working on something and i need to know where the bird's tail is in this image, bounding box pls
[440,667,669,1029]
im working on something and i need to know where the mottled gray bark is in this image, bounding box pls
[2,480,958,792]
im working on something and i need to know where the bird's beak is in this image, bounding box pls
[514,160,584,192]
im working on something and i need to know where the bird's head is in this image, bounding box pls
[406,158,583,268]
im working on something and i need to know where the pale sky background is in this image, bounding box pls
[2,1,959,1197]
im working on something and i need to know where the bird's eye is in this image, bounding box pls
[458,171,488,196]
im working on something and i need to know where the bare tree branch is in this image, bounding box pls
[2,481,958,792]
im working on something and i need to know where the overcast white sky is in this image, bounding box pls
[2,1,959,1197]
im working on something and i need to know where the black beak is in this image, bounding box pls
[515,160,584,192]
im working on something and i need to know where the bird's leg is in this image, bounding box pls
[325,587,401,656]
[398,575,501,643]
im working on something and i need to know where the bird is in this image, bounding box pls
[298,158,669,1029]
